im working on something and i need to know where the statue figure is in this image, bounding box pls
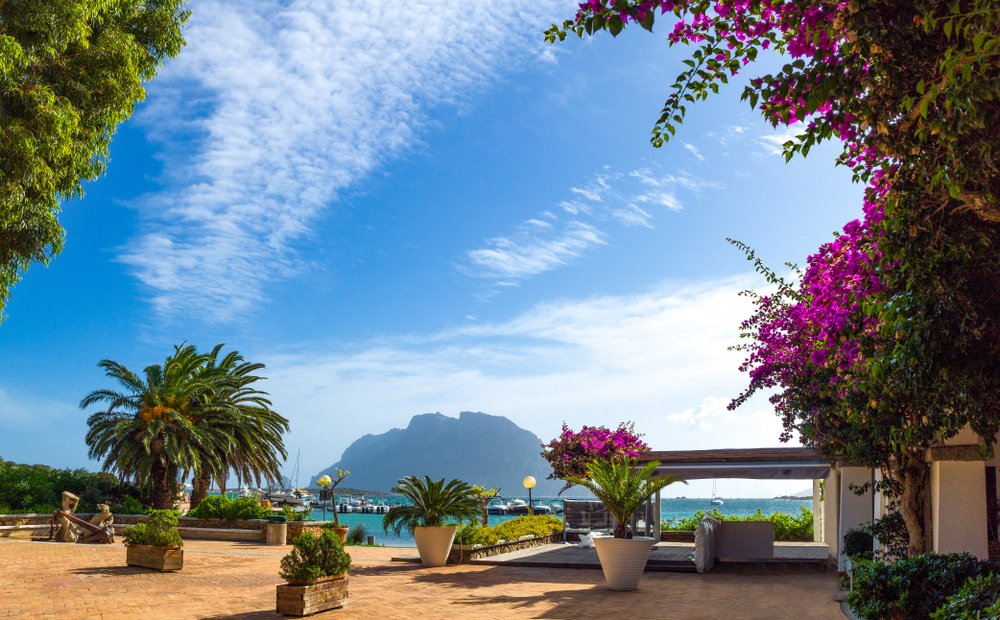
[56,491,81,543]
[80,503,115,544]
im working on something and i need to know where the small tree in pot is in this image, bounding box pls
[382,476,479,567]
[276,527,352,616]
[123,509,184,571]
[568,458,684,590]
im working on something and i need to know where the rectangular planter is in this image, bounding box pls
[126,544,183,571]
[277,576,349,616]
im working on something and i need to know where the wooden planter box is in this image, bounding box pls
[126,544,183,571]
[277,575,349,616]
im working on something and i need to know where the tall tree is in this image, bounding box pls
[81,343,288,510]
[0,0,189,319]
[188,345,289,508]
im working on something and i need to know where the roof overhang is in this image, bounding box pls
[638,447,833,480]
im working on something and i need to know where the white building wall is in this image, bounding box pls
[837,466,874,570]
[932,460,988,559]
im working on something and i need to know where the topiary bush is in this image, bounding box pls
[279,528,351,583]
[844,527,875,560]
[931,573,1000,620]
[122,509,183,548]
[848,553,999,620]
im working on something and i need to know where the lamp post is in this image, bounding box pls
[317,475,331,522]
[522,475,536,516]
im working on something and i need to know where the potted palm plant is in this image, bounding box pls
[276,527,352,616]
[382,475,479,567]
[568,458,684,590]
[123,509,184,571]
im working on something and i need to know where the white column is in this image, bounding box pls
[812,479,823,542]
[823,469,840,561]
[837,467,874,570]
[932,460,988,559]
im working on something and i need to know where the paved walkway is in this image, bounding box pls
[0,539,845,619]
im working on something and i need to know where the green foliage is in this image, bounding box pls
[346,523,368,545]
[81,343,289,509]
[931,573,1000,620]
[848,553,999,620]
[0,457,142,513]
[0,0,190,317]
[185,495,270,520]
[122,509,183,548]
[382,475,479,536]
[843,527,875,561]
[663,507,814,542]
[111,495,148,516]
[281,505,306,522]
[279,528,351,583]
[456,515,564,546]
[567,458,684,538]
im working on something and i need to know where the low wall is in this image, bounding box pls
[0,513,268,541]
[286,520,340,540]
[448,532,563,564]
[661,530,696,543]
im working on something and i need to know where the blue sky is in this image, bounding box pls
[0,1,862,497]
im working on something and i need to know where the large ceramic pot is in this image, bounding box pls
[413,525,458,567]
[592,536,656,591]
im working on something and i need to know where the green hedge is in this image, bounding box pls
[456,515,564,546]
[0,457,143,514]
[931,573,1000,620]
[849,553,1000,620]
[122,509,183,548]
[186,495,271,520]
[663,506,813,541]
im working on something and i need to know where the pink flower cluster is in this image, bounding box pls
[542,422,649,489]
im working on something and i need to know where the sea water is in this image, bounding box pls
[315,496,813,547]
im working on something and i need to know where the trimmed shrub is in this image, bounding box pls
[848,553,999,620]
[844,527,875,560]
[0,458,142,513]
[663,507,813,541]
[187,495,271,520]
[123,509,183,548]
[279,528,351,583]
[931,573,1000,620]
[456,515,563,546]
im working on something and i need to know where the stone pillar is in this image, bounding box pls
[823,469,840,561]
[932,460,988,559]
[812,479,823,543]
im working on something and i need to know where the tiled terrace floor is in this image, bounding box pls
[0,539,845,619]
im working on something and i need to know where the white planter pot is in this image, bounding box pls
[592,536,655,591]
[413,525,458,567]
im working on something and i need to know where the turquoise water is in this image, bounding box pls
[314,497,813,547]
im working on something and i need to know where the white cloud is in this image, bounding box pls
[683,142,705,161]
[759,124,806,156]
[262,273,800,497]
[465,221,607,279]
[463,164,720,282]
[122,0,572,321]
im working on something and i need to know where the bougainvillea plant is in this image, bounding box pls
[542,422,649,493]
[546,0,998,223]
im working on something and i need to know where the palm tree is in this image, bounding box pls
[82,343,289,510]
[81,344,226,508]
[382,476,480,536]
[188,345,289,507]
[568,458,684,538]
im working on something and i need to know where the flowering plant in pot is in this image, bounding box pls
[382,475,479,567]
[276,527,352,616]
[567,458,684,590]
[317,468,351,541]
[122,509,184,571]
[542,422,649,494]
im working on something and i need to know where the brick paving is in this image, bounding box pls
[0,539,845,619]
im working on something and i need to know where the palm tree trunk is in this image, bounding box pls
[151,460,176,509]
[191,472,212,508]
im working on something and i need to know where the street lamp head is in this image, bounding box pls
[317,475,332,488]
[522,475,536,490]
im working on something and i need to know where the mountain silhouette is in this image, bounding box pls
[311,411,568,496]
